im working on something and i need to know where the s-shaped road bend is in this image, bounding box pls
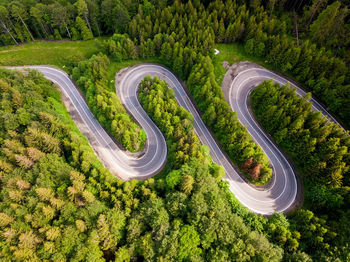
[7,64,339,215]
[7,66,167,181]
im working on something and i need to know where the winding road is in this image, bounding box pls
[7,66,167,181]
[6,64,340,215]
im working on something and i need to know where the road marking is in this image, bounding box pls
[8,65,340,214]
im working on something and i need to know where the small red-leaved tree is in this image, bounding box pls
[241,157,253,172]
[249,163,262,180]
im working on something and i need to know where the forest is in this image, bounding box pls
[0,69,291,261]
[138,75,203,168]
[251,80,350,258]
[71,53,146,152]
[1,0,349,181]
[251,81,350,191]
[0,0,348,127]
[0,0,349,261]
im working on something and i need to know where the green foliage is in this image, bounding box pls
[103,34,138,61]
[136,74,293,260]
[289,209,337,253]
[251,80,349,190]
[138,75,202,168]
[244,38,255,55]
[178,225,201,260]
[0,69,157,260]
[187,55,272,184]
[165,170,182,190]
[0,68,287,261]
[309,1,343,47]
[251,80,350,259]
[0,0,130,44]
[206,0,350,128]
[266,213,300,253]
[75,16,92,40]
[100,0,130,34]
[72,53,146,152]
[125,157,284,261]
[128,1,215,58]
[1,0,349,260]
[0,40,101,72]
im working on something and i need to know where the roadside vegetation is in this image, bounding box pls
[187,56,272,184]
[103,8,272,184]
[72,53,146,152]
[0,40,102,71]
[139,76,202,169]
[0,0,348,127]
[251,80,350,258]
[0,68,290,261]
[0,0,349,260]
[0,69,144,260]
[252,81,350,191]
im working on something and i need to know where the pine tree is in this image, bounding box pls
[50,2,72,39]
[85,230,105,261]
[50,198,66,210]
[180,175,194,194]
[11,4,34,41]
[16,179,31,190]
[18,230,42,249]
[97,214,115,251]
[217,18,225,43]
[75,220,87,232]
[27,147,45,162]
[35,188,55,202]
[244,38,255,55]
[43,241,56,253]
[309,1,341,46]
[75,0,93,35]
[0,212,14,227]
[0,6,18,44]
[15,154,34,170]
[46,227,61,241]
[75,16,93,40]
[160,42,172,66]
[30,5,49,38]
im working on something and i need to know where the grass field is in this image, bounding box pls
[0,39,103,71]
[213,42,271,85]
[215,42,268,65]
[0,40,165,84]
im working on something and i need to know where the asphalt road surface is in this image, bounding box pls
[7,66,167,181]
[6,65,341,215]
[116,64,297,215]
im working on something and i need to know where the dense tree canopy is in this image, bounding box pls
[251,80,350,260]
[251,80,350,191]
[0,0,350,260]
[187,55,272,183]
[0,69,292,261]
[72,53,146,152]
[0,69,150,260]
[139,76,202,168]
